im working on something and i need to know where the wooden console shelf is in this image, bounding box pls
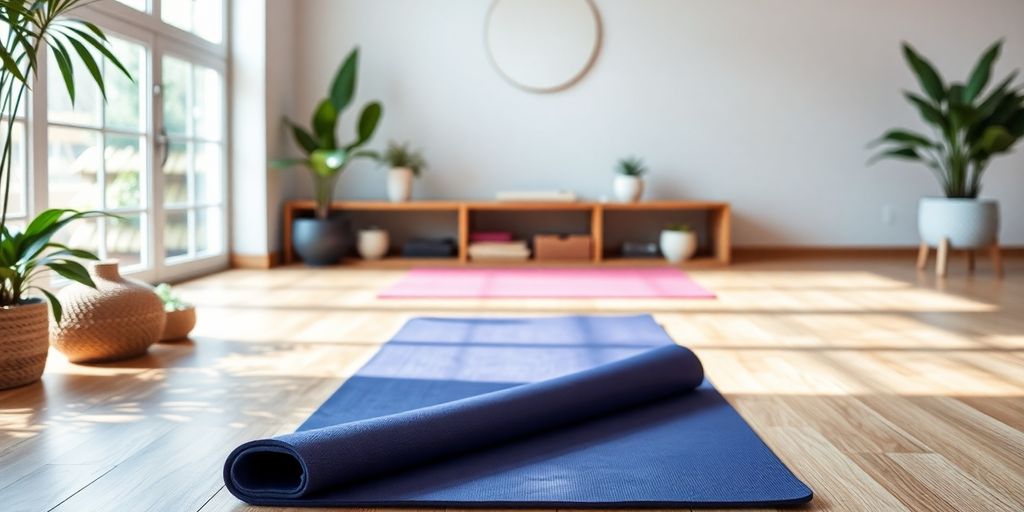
[283,200,731,267]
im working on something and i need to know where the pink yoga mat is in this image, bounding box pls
[379,267,715,299]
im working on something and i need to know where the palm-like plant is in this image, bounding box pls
[273,48,383,219]
[1,1,131,319]
[869,40,1024,198]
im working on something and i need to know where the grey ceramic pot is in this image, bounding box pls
[293,216,350,266]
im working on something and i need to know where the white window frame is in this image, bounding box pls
[26,1,230,283]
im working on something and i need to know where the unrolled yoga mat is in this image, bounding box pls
[378,267,716,299]
[224,315,812,507]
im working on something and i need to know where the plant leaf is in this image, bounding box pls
[868,129,935,148]
[977,126,1015,154]
[35,287,63,325]
[964,40,1001,103]
[904,91,948,129]
[49,39,77,104]
[64,36,106,99]
[63,24,133,81]
[309,149,348,178]
[329,48,358,112]
[346,102,382,151]
[47,260,96,288]
[286,119,319,153]
[867,146,922,165]
[311,99,338,148]
[902,42,946,104]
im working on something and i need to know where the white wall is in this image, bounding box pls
[285,0,1024,246]
[230,0,296,257]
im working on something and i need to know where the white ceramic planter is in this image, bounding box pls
[918,197,999,248]
[357,229,390,260]
[387,167,414,203]
[659,230,697,264]
[613,175,643,203]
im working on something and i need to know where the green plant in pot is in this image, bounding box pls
[613,156,647,203]
[0,1,131,389]
[378,141,426,202]
[273,48,383,265]
[869,40,1023,260]
[659,223,696,264]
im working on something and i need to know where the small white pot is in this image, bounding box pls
[357,229,390,260]
[659,230,697,264]
[613,175,644,203]
[387,167,414,203]
[918,197,999,248]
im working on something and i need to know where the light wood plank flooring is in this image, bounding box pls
[1,256,1022,511]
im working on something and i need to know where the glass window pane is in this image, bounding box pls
[165,210,190,259]
[162,0,222,44]
[195,142,221,205]
[48,127,101,210]
[0,120,27,218]
[194,64,223,140]
[105,135,145,209]
[51,217,100,256]
[47,49,102,128]
[196,207,222,255]
[105,38,146,132]
[164,141,189,206]
[107,214,144,268]
[163,56,191,137]
[115,0,147,11]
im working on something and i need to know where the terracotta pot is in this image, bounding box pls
[161,306,197,342]
[50,261,166,363]
[0,299,49,389]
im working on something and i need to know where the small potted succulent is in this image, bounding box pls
[613,156,647,202]
[659,223,697,264]
[155,284,196,342]
[378,141,427,202]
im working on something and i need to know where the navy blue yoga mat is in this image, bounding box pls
[224,315,812,507]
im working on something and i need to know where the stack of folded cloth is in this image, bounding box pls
[402,238,457,258]
[468,241,531,261]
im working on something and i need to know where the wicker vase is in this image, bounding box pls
[0,300,49,389]
[50,261,166,363]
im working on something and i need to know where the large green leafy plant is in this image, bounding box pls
[869,40,1024,198]
[274,48,383,219]
[0,1,131,320]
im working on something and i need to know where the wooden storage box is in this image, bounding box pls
[534,234,592,260]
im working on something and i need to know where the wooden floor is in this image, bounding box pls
[1,255,1022,511]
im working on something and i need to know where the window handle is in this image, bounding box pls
[157,127,169,168]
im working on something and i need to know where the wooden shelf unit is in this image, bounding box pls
[283,200,731,266]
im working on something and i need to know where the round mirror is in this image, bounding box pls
[486,0,602,93]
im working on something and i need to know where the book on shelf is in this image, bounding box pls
[495,190,578,202]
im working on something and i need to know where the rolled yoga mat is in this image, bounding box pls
[224,315,812,507]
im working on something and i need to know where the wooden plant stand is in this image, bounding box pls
[917,238,1003,278]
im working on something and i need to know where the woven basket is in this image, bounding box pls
[50,261,166,363]
[0,300,49,390]
[160,306,197,342]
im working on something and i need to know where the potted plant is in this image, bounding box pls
[378,141,427,202]
[659,223,697,264]
[0,1,131,389]
[155,284,196,342]
[869,40,1023,256]
[273,48,383,266]
[613,156,647,202]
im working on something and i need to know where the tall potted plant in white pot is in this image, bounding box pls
[869,40,1023,274]
[0,1,131,389]
[378,141,426,202]
[273,48,383,266]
